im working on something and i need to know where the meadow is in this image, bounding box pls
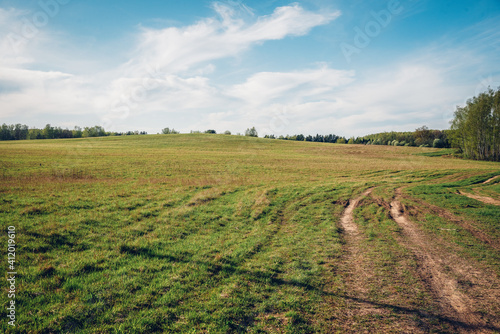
[0,134,499,333]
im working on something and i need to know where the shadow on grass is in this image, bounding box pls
[120,246,500,333]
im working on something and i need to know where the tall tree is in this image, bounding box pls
[450,87,500,161]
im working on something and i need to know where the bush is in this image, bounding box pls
[162,127,179,134]
[433,138,445,148]
[245,127,258,137]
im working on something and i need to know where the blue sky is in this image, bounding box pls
[1,0,499,136]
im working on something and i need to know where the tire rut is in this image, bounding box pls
[401,195,500,250]
[337,188,426,332]
[483,175,500,184]
[338,189,381,318]
[390,188,500,333]
[458,190,500,206]
[340,188,373,234]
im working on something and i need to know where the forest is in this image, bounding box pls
[264,126,450,148]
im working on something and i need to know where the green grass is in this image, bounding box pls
[414,148,457,157]
[0,134,499,333]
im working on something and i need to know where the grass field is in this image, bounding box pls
[1,134,499,333]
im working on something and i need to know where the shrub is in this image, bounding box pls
[245,127,258,137]
[433,138,445,148]
[162,127,179,134]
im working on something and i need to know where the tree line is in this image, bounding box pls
[0,123,448,148]
[264,133,347,143]
[263,127,451,148]
[360,127,450,148]
[165,127,257,137]
[0,124,147,141]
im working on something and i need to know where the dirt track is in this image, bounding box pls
[340,188,373,234]
[337,188,406,332]
[335,187,500,333]
[458,190,500,206]
[390,188,500,333]
[483,175,500,184]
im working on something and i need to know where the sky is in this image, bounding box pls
[0,0,499,137]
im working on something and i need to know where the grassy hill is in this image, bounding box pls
[1,134,499,333]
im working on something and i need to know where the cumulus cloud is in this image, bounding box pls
[127,3,339,75]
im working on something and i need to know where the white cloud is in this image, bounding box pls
[127,3,339,75]
[227,66,355,106]
[198,54,476,137]
[0,67,96,118]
